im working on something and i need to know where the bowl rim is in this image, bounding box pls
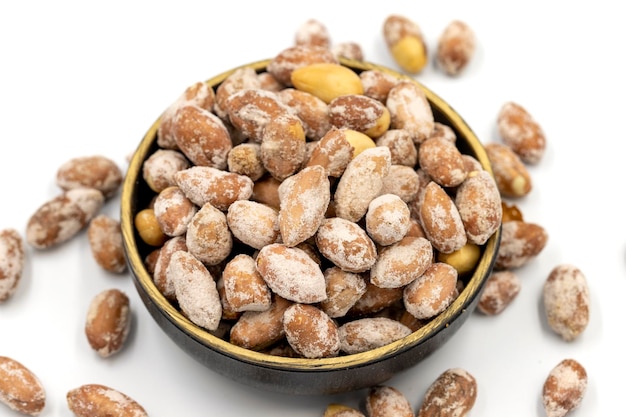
[120,58,500,372]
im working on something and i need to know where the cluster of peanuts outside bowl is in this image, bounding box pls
[121,52,502,395]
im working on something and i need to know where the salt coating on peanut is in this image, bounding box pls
[0,228,25,301]
[543,264,590,341]
[166,250,222,331]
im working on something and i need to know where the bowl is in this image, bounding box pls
[120,58,501,395]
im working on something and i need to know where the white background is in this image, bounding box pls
[1,1,624,416]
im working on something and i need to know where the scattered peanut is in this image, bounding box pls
[542,359,587,417]
[0,356,46,416]
[383,14,428,74]
[543,264,590,341]
[85,288,131,358]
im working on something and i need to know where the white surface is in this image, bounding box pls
[1,1,624,416]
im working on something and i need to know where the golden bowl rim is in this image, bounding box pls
[120,57,500,372]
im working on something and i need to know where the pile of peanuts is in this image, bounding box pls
[0,14,589,417]
[136,27,502,361]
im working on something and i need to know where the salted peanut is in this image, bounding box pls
[305,127,355,177]
[360,69,398,103]
[419,181,467,254]
[251,175,282,209]
[485,142,532,198]
[383,14,428,74]
[174,165,253,211]
[543,264,590,341]
[144,248,160,275]
[87,215,126,274]
[406,217,427,239]
[380,165,420,203]
[339,317,412,354]
[295,241,322,265]
[429,122,457,143]
[291,62,364,104]
[186,203,232,266]
[386,80,434,144]
[260,113,307,181]
[366,385,414,417]
[283,303,340,358]
[366,194,412,246]
[230,295,292,350]
[142,149,190,193]
[67,384,147,417]
[436,20,476,76]
[501,201,524,223]
[334,146,391,222]
[85,288,131,358]
[227,200,279,250]
[416,368,477,417]
[437,243,480,277]
[56,155,123,199]
[134,208,167,247]
[158,80,216,149]
[27,188,105,249]
[455,170,503,245]
[267,44,338,87]
[398,309,427,332]
[216,276,241,321]
[494,220,548,270]
[278,87,331,140]
[171,104,232,170]
[0,356,45,416]
[227,143,266,181]
[316,217,377,273]
[349,279,404,316]
[497,101,546,164]
[256,243,326,303]
[542,359,587,417]
[278,165,330,247]
[328,94,390,139]
[152,236,187,301]
[258,71,284,92]
[324,403,366,417]
[214,66,261,119]
[167,250,222,331]
[419,136,467,188]
[320,266,367,318]
[294,18,331,48]
[376,129,417,167]
[222,254,271,312]
[371,236,433,289]
[477,270,521,315]
[0,229,25,302]
[225,88,291,143]
[404,262,458,320]
[153,186,197,237]
[461,154,482,172]
[331,42,365,61]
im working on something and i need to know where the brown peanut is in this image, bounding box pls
[0,228,25,301]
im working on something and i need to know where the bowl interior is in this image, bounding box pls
[120,58,500,393]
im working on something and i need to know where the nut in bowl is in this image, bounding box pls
[121,57,501,395]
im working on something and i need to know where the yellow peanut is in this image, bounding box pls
[135,208,167,246]
[291,63,364,103]
[364,106,391,139]
[437,243,481,276]
[344,129,376,158]
[391,35,428,74]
